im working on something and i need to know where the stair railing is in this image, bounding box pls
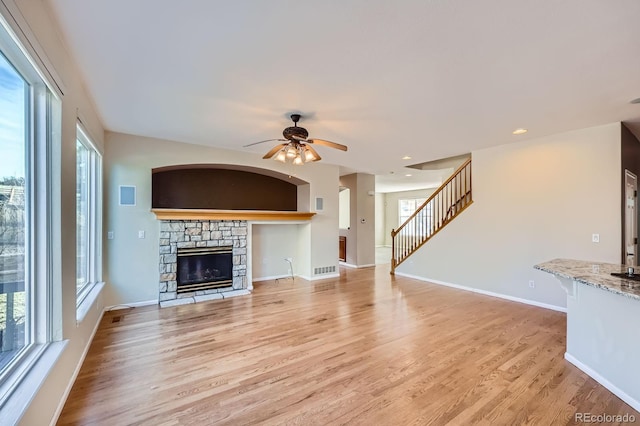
[391,158,472,273]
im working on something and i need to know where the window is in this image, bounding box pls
[76,126,102,307]
[0,13,62,418]
[399,198,433,235]
[0,46,28,374]
[399,198,427,226]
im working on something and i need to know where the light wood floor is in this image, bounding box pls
[58,266,639,425]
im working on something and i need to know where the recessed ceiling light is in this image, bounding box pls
[631,97,640,104]
[512,128,528,135]
[405,174,412,177]
[402,156,412,160]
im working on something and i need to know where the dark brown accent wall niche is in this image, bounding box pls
[152,166,298,211]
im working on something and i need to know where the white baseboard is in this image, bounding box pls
[105,299,158,311]
[50,308,105,426]
[394,272,567,313]
[339,262,376,269]
[565,352,640,412]
[297,273,340,281]
[253,274,294,282]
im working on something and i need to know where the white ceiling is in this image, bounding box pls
[46,0,640,191]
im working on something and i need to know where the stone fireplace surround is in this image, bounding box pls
[159,219,249,307]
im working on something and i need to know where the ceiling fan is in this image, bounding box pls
[244,114,348,165]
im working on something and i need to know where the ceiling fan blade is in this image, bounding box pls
[262,143,288,159]
[304,144,322,162]
[243,138,287,148]
[308,138,348,151]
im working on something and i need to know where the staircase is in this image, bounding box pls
[390,158,472,273]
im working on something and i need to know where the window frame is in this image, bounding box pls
[398,197,433,237]
[0,9,65,422]
[75,124,102,309]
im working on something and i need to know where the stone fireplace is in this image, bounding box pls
[159,219,248,307]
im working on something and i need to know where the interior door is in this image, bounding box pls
[625,170,637,266]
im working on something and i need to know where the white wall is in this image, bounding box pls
[374,192,385,246]
[251,224,300,280]
[383,188,437,246]
[3,1,106,424]
[356,173,375,266]
[104,132,340,306]
[397,123,622,310]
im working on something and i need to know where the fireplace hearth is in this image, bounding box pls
[177,246,233,293]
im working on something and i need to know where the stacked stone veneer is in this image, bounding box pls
[159,220,248,307]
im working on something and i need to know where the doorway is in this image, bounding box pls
[624,170,637,266]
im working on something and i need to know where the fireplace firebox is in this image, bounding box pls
[177,246,233,293]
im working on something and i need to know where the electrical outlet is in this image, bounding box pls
[138,230,145,239]
[107,231,114,240]
[285,257,293,263]
[592,233,600,243]
[529,280,535,288]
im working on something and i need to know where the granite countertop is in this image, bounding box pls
[534,258,640,301]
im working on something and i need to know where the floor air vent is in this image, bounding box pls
[314,266,336,275]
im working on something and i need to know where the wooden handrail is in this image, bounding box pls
[391,157,471,238]
[390,158,472,273]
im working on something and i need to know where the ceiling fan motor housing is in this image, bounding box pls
[283,126,309,141]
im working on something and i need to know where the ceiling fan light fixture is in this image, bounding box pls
[245,113,347,166]
[303,147,318,162]
[286,145,298,158]
[293,154,304,166]
[274,149,287,162]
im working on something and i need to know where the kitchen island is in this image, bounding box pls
[535,259,640,412]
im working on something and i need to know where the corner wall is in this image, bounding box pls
[397,123,622,309]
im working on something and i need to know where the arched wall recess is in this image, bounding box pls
[151,164,309,211]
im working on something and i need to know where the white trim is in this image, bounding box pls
[339,262,376,269]
[394,272,567,313]
[307,273,340,281]
[76,282,105,323]
[564,352,640,412]
[0,341,68,426]
[105,299,158,311]
[50,307,104,426]
[0,0,66,97]
[253,274,294,282]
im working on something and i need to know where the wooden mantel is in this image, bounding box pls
[151,208,316,221]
